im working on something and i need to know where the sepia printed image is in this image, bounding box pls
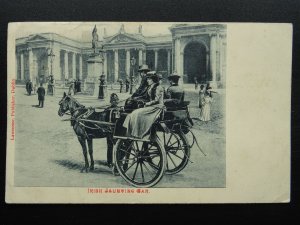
[11,22,226,188]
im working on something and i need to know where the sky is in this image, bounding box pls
[13,22,185,42]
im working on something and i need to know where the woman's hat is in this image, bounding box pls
[168,72,181,79]
[138,64,150,72]
[146,71,157,79]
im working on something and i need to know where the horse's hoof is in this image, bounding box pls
[112,165,120,176]
[89,166,94,171]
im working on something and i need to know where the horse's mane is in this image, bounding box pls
[68,95,85,108]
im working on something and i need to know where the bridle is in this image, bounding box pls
[59,95,85,116]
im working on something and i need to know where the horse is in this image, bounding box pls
[58,92,118,172]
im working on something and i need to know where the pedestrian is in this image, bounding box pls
[68,79,75,95]
[77,79,81,92]
[119,79,123,93]
[199,87,213,122]
[125,77,130,93]
[27,80,33,95]
[198,84,205,108]
[194,76,198,90]
[37,83,46,108]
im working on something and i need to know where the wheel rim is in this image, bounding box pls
[157,131,190,175]
[115,138,165,187]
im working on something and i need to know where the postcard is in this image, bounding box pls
[6,22,291,203]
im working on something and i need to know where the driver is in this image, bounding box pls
[164,72,185,107]
[124,64,150,110]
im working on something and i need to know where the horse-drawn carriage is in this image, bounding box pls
[58,93,204,187]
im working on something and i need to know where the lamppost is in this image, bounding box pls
[47,48,55,95]
[48,48,55,75]
[130,56,136,94]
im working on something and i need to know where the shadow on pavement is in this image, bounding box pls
[53,159,112,174]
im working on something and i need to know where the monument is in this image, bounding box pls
[84,25,105,96]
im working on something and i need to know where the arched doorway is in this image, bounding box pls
[183,42,207,84]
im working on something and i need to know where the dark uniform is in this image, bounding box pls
[164,84,184,107]
[37,85,46,107]
[164,72,184,107]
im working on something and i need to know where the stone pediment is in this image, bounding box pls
[108,34,141,44]
[27,35,48,42]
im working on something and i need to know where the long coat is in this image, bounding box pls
[123,84,164,139]
[37,86,46,100]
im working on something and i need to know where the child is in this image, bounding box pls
[200,87,213,122]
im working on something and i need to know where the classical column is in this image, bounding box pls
[52,47,61,81]
[167,49,171,75]
[72,52,76,79]
[114,49,119,81]
[154,49,158,71]
[78,54,82,80]
[103,52,107,76]
[206,50,210,78]
[143,50,146,64]
[20,52,24,81]
[126,49,130,76]
[175,38,181,73]
[138,49,143,66]
[210,34,217,84]
[28,48,33,81]
[64,51,68,80]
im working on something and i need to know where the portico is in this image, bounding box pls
[16,24,226,87]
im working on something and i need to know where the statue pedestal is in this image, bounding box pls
[84,53,103,96]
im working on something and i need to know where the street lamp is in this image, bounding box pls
[48,48,55,77]
[130,56,136,94]
[47,48,55,95]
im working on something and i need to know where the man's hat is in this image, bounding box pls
[138,64,150,72]
[168,72,181,79]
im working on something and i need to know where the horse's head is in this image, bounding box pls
[58,92,71,117]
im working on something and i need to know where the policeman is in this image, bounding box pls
[164,72,184,107]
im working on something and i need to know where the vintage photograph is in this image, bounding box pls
[11,22,226,188]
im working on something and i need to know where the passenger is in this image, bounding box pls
[123,72,164,139]
[164,72,184,107]
[124,64,151,110]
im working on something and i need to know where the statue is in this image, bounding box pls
[120,24,125,34]
[92,25,99,53]
[138,25,142,34]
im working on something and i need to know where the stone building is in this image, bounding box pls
[15,23,226,87]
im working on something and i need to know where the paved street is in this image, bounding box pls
[14,85,225,188]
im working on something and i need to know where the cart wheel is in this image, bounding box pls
[114,136,166,188]
[185,129,195,148]
[157,131,191,175]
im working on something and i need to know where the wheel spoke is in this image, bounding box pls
[119,157,136,162]
[132,162,139,180]
[123,160,137,173]
[118,148,136,158]
[168,150,185,160]
[146,161,160,170]
[140,162,145,183]
[142,161,156,178]
[168,152,177,168]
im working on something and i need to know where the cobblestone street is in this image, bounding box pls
[14,85,225,188]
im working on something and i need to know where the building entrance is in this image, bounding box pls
[183,42,207,84]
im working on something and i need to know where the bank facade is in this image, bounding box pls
[15,23,226,87]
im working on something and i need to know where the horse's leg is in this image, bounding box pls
[106,135,114,167]
[87,139,94,171]
[77,136,89,173]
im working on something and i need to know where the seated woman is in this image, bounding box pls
[123,72,164,139]
[164,72,184,107]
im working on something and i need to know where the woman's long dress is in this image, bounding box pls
[123,84,164,139]
[200,95,212,121]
